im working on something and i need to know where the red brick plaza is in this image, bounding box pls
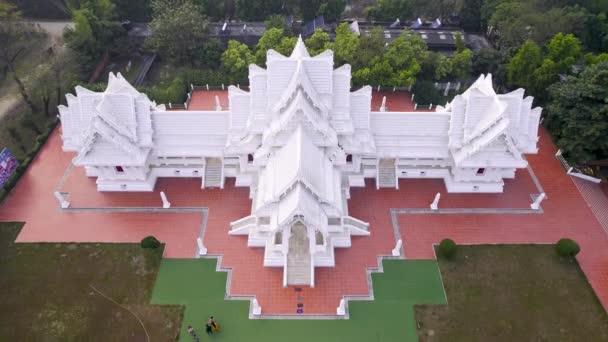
[1,90,607,315]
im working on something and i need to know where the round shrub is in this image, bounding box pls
[555,238,580,257]
[438,239,457,259]
[140,236,161,249]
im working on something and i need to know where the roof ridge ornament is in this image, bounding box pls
[290,35,310,59]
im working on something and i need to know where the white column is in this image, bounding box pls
[336,298,346,316]
[392,239,402,256]
[252,298,262,316]
[53,191,70,209]
[444,82,451,96]
[215,95,222,111]
[430,192,440,210]
[160,191,171,209]
[197,237,208,255]
[530,193,546,210]
[411,93,415,101]
[379,96,387,112]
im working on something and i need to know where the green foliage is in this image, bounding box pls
[438,239,457,259]
[455,32,465,53]
[488,2,587,50]
[139,75,186,104]
[235,0,283,21]
[304,29,330,56]
[221,40,255,83]
[412,80,444,105]
[508,40,542,89]
[366,0,412,22]
[582,12,608,53]
[546,61,608,163]
[316,0,345,22]
[140,236,161,249]
[265,14,289,31]
[196,38,223,69]
[64,1,125,71]
[354,26,385,69]
[113,0,151,21]
[555,238,580,257]
[585,52,608,65]
[146,0,208,65]
[199,0,225,21]
[254,28,287,65]
[460,0,483,31]
[472,48,502,75]
[451,49,473,79]
[332,23,360,66]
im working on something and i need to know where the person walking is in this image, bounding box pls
[187,325,200,342]
[208,316,220,333]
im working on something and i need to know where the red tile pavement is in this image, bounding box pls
[2,124,607,315]
[187,90,229,111]
[395,130,608,310]
[187,89,429,113]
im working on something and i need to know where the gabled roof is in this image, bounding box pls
[255,126,342,212]
[74,116,149,166]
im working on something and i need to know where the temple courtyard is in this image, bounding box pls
[1,90,608,339]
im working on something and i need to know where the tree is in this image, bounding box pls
[545,33,582,74]
[367,0,412,22]
[455,32,465,53]
[0,3,44,112]
[317,0,345,22]
[531,33,582,99]
[546,61,608,164]
[472,48,502,76]
[331,23,360,66]
[460,0,483,31]
[304,29,330,56]
[265,14,289,31]
[113,0,151,21]
[507,40,542,89]
[582,12,608,52]
[199,0,225,20]
[421,52,452,81]
[196,38,223,69]
[26,48,79,117]
[382,31,428,85]
[146,0,208,65]
[64,0,125,71]
[355,26,385,69]
[221,40,255,83]
[236,0,283,21]
[451,48,473,79]
[254,28,287,65]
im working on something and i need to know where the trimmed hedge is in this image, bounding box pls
[141,236,161,249]
[555,238,580,257]
[0,119,58,202]
[438,238,457,259]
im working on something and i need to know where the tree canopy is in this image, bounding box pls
[546,61,608,163]
[146,0,209,65]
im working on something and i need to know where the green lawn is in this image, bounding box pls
[151,258,446,342]
[415,245,608,341]
[0,222,183,341]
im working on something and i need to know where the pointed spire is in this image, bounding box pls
[290,35,310,58]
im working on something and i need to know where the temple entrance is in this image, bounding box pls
[286,222,312,286]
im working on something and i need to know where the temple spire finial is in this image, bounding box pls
[290,34,310,58]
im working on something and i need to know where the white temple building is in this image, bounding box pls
[58,37,542,286]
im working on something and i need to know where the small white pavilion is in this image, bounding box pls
[58,37,541,286]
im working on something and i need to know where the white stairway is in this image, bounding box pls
[285,224,312,286]
[378,159,396,188]
[204,158,222,188]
